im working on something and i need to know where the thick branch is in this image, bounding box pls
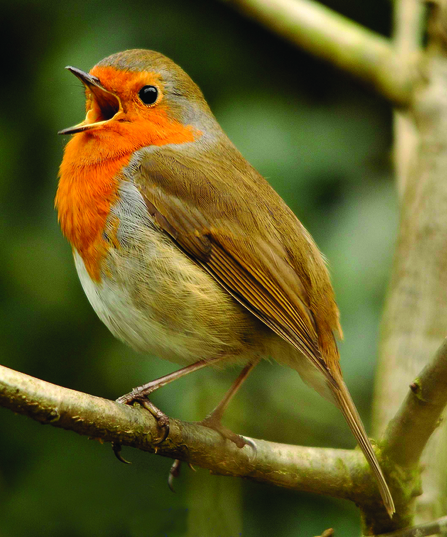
[373,4,447,520]
[382,337,447,468]
[2,330,447,516]
[222,0,417,106]
[0,364,370,502]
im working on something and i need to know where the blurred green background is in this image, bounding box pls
[0,0,397,535]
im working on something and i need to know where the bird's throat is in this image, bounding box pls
[56,134,126,281]
[56,115,199,282]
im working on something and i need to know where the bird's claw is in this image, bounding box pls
[138,398,170,444]
[240,436,257,453]
[167,459,196,492]
[168,459,182,492]
[112,394,170,463]
[112,441,132,464]
[199,415,256,451]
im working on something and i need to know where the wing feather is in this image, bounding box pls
[132,146,340,377]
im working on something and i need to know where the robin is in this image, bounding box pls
[56,49,394,515]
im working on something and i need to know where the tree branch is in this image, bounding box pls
[392,0,425,199]
[373,515,447,537]
[372,0,447,530]
[394,0,425,56]
[2,331,447,517]
[0,364,370,502]
[221,0,418,106]
[382,337,447,468]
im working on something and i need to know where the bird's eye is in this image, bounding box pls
[138,85,158,105]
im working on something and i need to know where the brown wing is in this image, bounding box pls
[132,144,339,377]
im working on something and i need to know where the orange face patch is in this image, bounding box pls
[89,67,162,111]
[56,65,201,281]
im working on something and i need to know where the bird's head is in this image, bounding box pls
[59,49,213,146]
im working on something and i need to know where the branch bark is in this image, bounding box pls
[383,337,447,468]
[373,2,447,528]
[392,0,425,199]
[222,0,418,106]
[2,330,447,522]
[0,363,369,502]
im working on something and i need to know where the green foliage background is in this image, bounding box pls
[0,0,397,535]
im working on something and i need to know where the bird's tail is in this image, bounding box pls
[332,378,395,517]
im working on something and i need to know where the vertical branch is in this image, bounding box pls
[393,0,425,199]
[394,0,425,52]
[373,0,447,528]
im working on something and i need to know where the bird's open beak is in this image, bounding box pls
[58,66,122,135]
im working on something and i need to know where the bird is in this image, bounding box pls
[56,49,395,516]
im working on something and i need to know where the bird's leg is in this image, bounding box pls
[166,358,260,489]
[116,356,227,404]
[198,357,260,449]
[113,356,228,463]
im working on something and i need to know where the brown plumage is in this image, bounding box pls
[57,49,394,515]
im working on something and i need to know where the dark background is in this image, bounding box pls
[0,0,397,535]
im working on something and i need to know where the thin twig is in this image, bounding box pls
[222,0,418,106]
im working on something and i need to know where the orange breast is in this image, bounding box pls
[56,138,125,281]
[56,109,199,281]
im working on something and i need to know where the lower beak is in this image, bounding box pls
[58,66,122,135]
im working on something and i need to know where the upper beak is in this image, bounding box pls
[58,66,122,135]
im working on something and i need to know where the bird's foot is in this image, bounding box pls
[198,413,256,451]
[115,378,162,405]
[110,360,227,464]
[113,389,170,464]
[168,459,196,492]
[138,398,171,444]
